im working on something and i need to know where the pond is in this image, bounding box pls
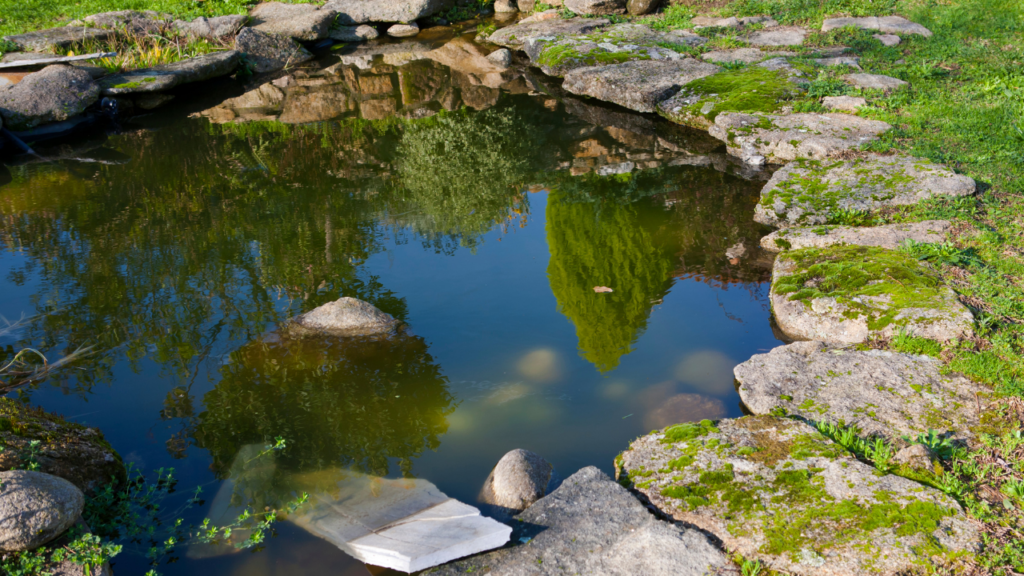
[0,34,782,575]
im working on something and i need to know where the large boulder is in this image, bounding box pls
[234,27,314,73]
[822,16,932,37]
[172,15,247,39]
[479,449,553,513]
[562,59,721,113]
[735,341,986,445]
[323,0,450,25]
[709,112,891,165]
[0,471,84,552]
[770,245,974,344]
[250,2,337,41]
[0,65,99,131]
[485,17,610,50]
[3,27,116,51]
[754,154,976,227]
[618,416,980,575]
[98,51,241,95]
[627,0,661,15]
[761,221,951,252]
[286,297,399,336]
[564,0,627,15]
[430,467,733,576]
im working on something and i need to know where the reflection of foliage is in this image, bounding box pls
[194,334,455,478]
[395,106,540,252]
[545,192,676,373]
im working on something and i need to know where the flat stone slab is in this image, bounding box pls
[692,15,777,29]
[4,27,116,52]
[172,15,247,39]
[235,27,314,73]
[0,65,99,131]
[754,154,976,227]
[874,33,901,46]
[250,2,337,41]
[822,16,932,37]
[74,10,168,35]
[822,94,865,111]
[485,17,610,50]
[844,72,908,92]
[429,467,732,576]
[563,58,721,113]
[742,26,807,46]
[618,416,980,575]
[735,341,986,446]
[700,47,766,63]
[770,245,974,343]
[324,0,450,25]
[761,220,951,252]
[98,50,240,95]
[709,112,891,165]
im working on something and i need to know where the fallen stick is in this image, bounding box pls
[0,51,116,69]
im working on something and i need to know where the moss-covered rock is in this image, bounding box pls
[0,399,125,496]
[528,23,706,77]
[617,416,979,575]
[770,245,974,344]
[658,67,804,129]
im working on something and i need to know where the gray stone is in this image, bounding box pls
[486,48,513,68]
[431,467,732,576]
[815,55,861,69]
[388,22,421,37]
[4,27,116,52]
[495,0,519,12]
[874,33,901,46]
[701,47,766,63]
[761,221,952,252]
[287,296,398,336]
[324,0,449,25]
[822,16,932,37]
[822,94,866,111]
[619,416,980,576]
[770,246,975,344]
[734,341,985,445]
[0,470,84,552]
[517,8,561,24]
[844,72,908,92]
[743,26,807,46]
[250,2,337,41]
[486,17,609,50]
[627,0,661,15]
[564,0,627,15]
[76,10,168,35]
[0,65,99,131]
[754,154,976,227]
[562,59,721,113]
[98,50,240,95]
[234,27,314,73]
[527,23,705,77]
[894,444,934,470]
[691,15,775,30]
[709,112,891,165]
[329,24,379,42]
[172,15,247,39]
[479,449,553,512]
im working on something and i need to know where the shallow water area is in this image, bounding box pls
[0,35,783,575]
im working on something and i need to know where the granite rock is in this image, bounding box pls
[761,220,951,252]
[822,16,932,37]
[844,72,908,92]
[3,27,116,52]
[0,471,84,552]
[627,0,661,15]
[250,2,337,41]
[234,27,314,73]
[564,0,627,15]
[562,58,720,113]
[479,449,553,513]
[325,0,450,25]
[486,16,610,50]
[173,15,247,39]
[822,94,866,111]
[742,26,807,46]
[709,112,891,165]
[286,296,399,336]
[388,22,421,37]
[0,65,99,131]
[76,10,168,34]
[329,24,380,42]
[874,33,901,46]
[98,50,240,95]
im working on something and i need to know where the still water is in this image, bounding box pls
[0,35,781,575]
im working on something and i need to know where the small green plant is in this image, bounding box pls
[904,429,957,460]
[827,208,874,226]
[890,328,944,357]
[900,240,979,268]
[741,558,764,576]
[641,3,694,31]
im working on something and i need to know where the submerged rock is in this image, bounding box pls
[761,220,951,252]
[562,59,721,113]
[98,51,241,95]
[479,449,553,513]
[0,65,99,131]
[431,467,732,576]
[287,297,399,336]
[709,112,891,165]
[250,2,337,41]
[4,27,116,52]
[325,0,450,25]
[734,341,986,445]
[485,17,610,50]
[0,471,84,552]
[618,416,980,575]
[822,16,932,37]
[770,245,974,343]
[235,27,314,73]
[754,154,976,227]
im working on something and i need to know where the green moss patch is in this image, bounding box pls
[660,68,803,129]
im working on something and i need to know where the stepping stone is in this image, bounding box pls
[329,24,379,42]
[73,10,168,35]
[172,15,247,39]
[0,65,99,131]
[528,23,705,77]
[234,27,314,73]
[700,47,765,64]
[3,27,116,52]
[874,33,901,46]
[709,112,891,165]
[734,341,986,445]
[844,72,908,92]
[760,220,951,252]
[742,26,807,46]
[658,66,804,130]
[324,0,450,25]
[250,2,337,41]
[564,0,627,16]
[617,416,980,575]
[822,16,932,37]
[770,245,974,344]
[485,16,610,50]
[98,51,241,95]
[563,59,721,113]
[430,467,732,576]
[822,94,866,111]
[754,154,976,227]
